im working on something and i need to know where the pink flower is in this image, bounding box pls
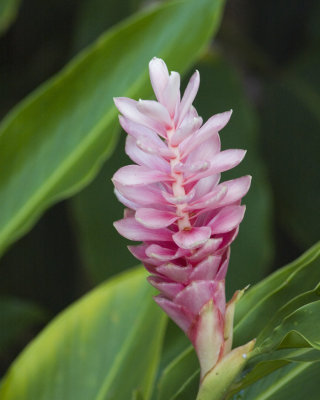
[112,58,251,378]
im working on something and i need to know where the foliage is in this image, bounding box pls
[0,0,319,398]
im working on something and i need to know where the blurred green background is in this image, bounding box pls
[0,0,319,378]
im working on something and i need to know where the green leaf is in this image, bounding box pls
[227,244,320,396]
[0,0,21,36]
[69,134,136,283]
[255,282,320,346]
[156,346,199,400]
[227,348,320,398]
[257,300,320,354]
[194,52,274,296]
[0,297,47,352]
[0,0,226,258]
[234,241,320,346]
[155,243,320,399]
[72,0,137,52]
[0,267,167,400]
[235,361,320,400]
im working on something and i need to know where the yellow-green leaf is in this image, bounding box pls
[0,267,167,400]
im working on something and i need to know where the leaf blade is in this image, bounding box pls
[0,0,226,257]
[0,267,167,400]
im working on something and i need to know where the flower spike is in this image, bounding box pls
[112,57,253,380]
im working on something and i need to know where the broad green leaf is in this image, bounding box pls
[155,243,320,399]
[0,297,46,352]
[0,267,167,400]
[257,300,320,354]
[228,349,320,399]
[227,348,320,397]
[260,50,320,248]
[70,134,136,283]
[255,282,320,345]
[234,241,320,346]
[194,52,274,296]
[234,361,320,400]
[156,320,190,378]
[0,0,226,258]
[72,0,137,52]
[156,346,199,400]
[0,0,21,35]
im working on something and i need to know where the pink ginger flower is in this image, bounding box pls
[112,58,251,379]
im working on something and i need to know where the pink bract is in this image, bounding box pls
[112,58,251,378]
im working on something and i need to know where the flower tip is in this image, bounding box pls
[194,69,200,82]
[149,56,167,69]
[113,219,120,230]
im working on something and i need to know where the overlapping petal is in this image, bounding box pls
[112,57,251,378]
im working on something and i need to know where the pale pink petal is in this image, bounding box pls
[173,160,210,175]
[127,243,148,260]
[127,246,162,268]
[213,176,252,208]
[184,135,221,165]
[119,117,171,155]
[114,217,172,241]
[149,57,169,103]
[171,115,202,146]
[186,149,246,184]
[114,183,166,207]
[193,174,221,199]
[172,226,211,249]
[161,188,196,205]
[186,184,228,211]
[125,136,169,171]
[136,137,175,159]
[148,276,184,298]
[112,165,172,186]
[175,280,218,315]
[217,227,239,250]
[190,176,251,213]
[203,110,232,131]
[114,189,139,210]
[114,97,166,136]
[145,245,175,260]
[156,263,192,283]
[145,244,188,261]
[184,111,232,157]
[189,255,222,280]
[180,110,229,157]
[187,238,223,263]
[209,205,246,234]
[162,71,180,117]
[216,248,230,280]
[137,100,172,127]
[154,296,194,333]
[135,208,177,228]
[176,70,200,126]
